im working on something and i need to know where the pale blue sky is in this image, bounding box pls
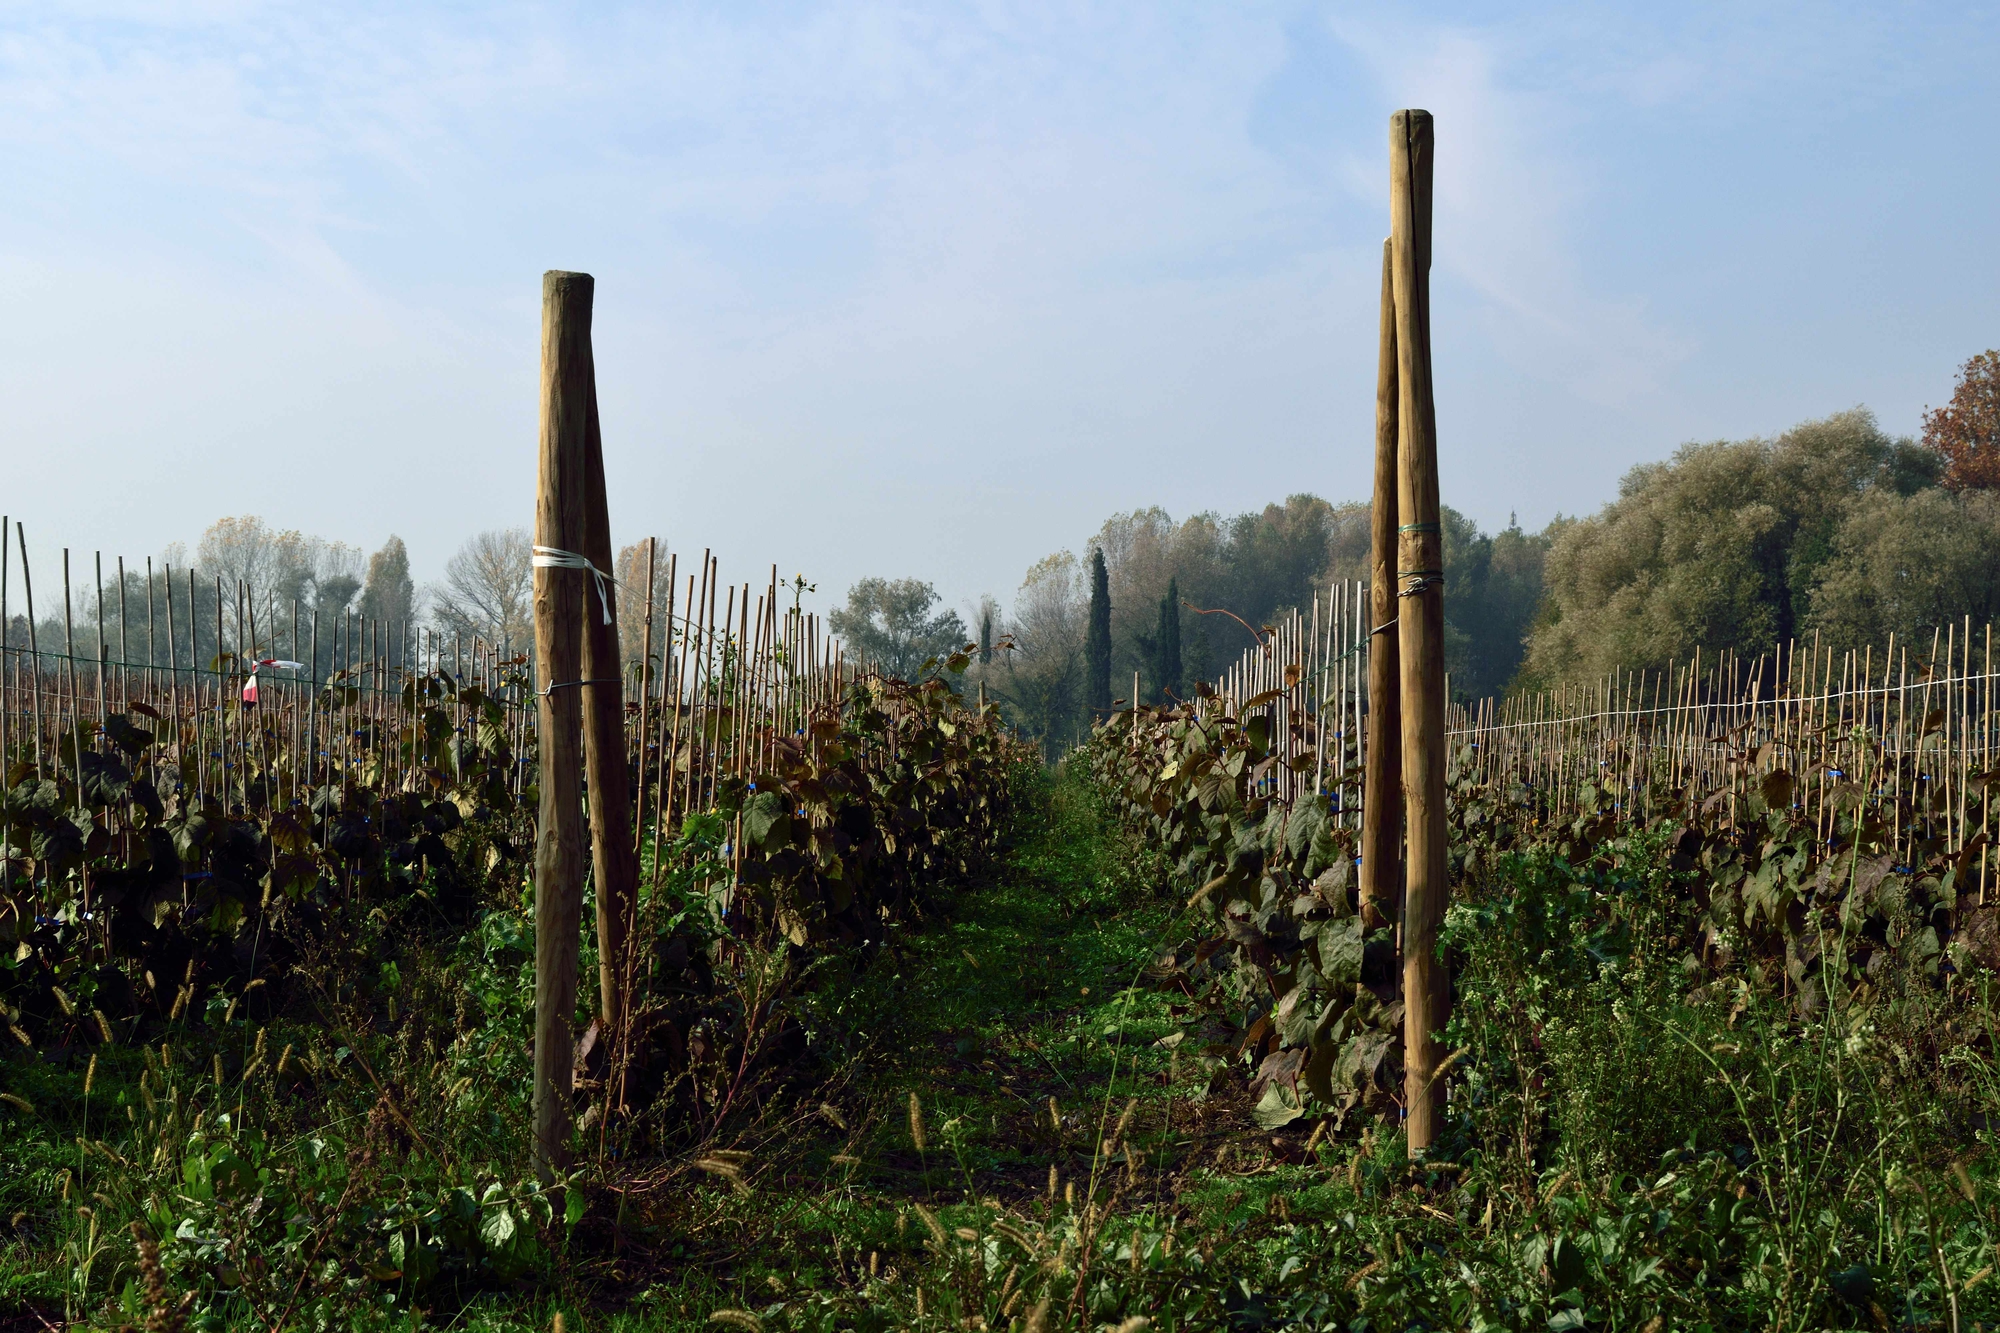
[3,2,1996,620]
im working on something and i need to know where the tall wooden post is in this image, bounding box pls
[580,378,637,1039]
[1361,239,1402,933]
[1389,110,1449,1155]
[532,270,594,1181]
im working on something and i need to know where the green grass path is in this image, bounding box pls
[550,768,1276,1331]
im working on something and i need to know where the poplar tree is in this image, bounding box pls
[1085,547,1112,718]
[359,535,415,666]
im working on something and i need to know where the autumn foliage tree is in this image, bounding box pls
[1923,350,2000,490]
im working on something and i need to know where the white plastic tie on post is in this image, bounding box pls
[532,546,616,625]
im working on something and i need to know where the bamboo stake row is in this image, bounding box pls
[0,530,536,808]
[1209,580,1375,826]
[1208,592,2000,901]
[0,518,878,880]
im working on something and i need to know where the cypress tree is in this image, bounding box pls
[1152,577,1182,702]
[1085,548,1112,718]
[1186,615,1211,694]
[979,608,993,664]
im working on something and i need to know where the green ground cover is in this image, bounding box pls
[10,762,2000,1330]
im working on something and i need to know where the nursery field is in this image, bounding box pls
[10,595,2000,1329]
[10,232,2000,1330]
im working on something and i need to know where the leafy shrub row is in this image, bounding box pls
[1088,686,2000,1131]
[0,648,1031,1323]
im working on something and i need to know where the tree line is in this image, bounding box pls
[4,520,416,680]
[836,349,2000,749]
[1519,408,1987,685]
[32,352,1996,744]
[4,518,664,683]
[817,493,1555,754]
[1525,353,2000,684]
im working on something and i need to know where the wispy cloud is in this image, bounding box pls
[1327,16,1693,408]
[0,1,1992,608]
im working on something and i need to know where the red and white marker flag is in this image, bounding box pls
[242,659,306,705]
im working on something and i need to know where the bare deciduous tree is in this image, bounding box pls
[985,552,1087,754]
[430,527,533,655]
[192,516,364,622]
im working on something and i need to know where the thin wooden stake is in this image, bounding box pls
[577,350,638,1037]
[1362,236,1402,932]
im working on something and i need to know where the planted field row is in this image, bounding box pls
[0,520,1026,1142]
[1092,605,2000,1134]
[1203,583,2000,887]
